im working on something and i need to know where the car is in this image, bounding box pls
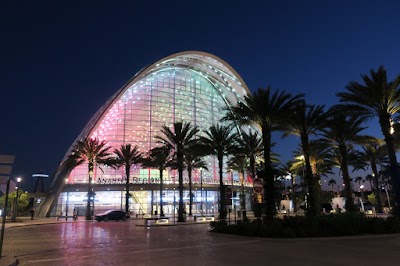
[95,210,129,222]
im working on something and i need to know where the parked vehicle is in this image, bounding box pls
[95,210,129,222]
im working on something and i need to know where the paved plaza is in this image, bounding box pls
[1,217,400,265]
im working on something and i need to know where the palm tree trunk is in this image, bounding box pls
[177,148,185,222]
[159,168,164,217]
[262,124,275,221]
[188,166,193,216]
[370,163,383,213]
[125,166,130,213]
[371,164,383,213]
[218,153,226,220]
[379,116,400,216]
[301,134,320,216]
[241,169,245,210]
[291,173,297,212]
[250,157,256,179]
[86,162,94,220]
[339,145,357,212]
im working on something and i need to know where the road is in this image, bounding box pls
[2,220,400,265]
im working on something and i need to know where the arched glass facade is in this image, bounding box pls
[42,51,257,218]
[67,52,253,187]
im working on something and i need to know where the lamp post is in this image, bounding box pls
[12,177,21,222]
[360,185,365,211]
[299,155,307,209]
[384,186,391,210]
[65,178,69,220]
[200,168,203,216]
[173,188,176,225]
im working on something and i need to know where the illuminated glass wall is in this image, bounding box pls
[68,67,248,185]
[41,52,258,218]
[56,190,223,216]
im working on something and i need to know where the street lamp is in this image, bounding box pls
[12,177,21,222]
[65,178,69,220]
[299,155,307,210]
[173,187,176,225]
[383,186,391,210]
[200,168,203,216]
[360,185,365,211]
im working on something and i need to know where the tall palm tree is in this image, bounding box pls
[354,176,364,189]
[365,174,374,192]
[353,141,387,213]
[321,112,367,212]
[337,66,400,215]
[200,124,237,220]
[278,161,298,212]
[228,153,247,210]
[236,130,263,180]
[66,137,112,220]
[301,140,334,178]
[141,146,171,217]
[233,130,263,212]
[184,142,208,216]
[155,122,199,222]
[112,144,143,213]
[282,102,328,216]
[328,179,337,194]
[223,87,304,220]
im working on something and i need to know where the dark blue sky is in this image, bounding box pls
[2,0,400,190]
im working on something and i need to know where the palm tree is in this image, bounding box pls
[228,153,247,211]
[141,146,171,217]
[337,66,400,215]
[321,112,367,212]
[328,179,336,194]
[66,137,112,220]
[200,124,237,220]
[233,130,263,212]
[301,140,334,178]
[353,141,387,213]
[236,130,263,180]
[223,87,304,220]
[278,161,298,212]
[112,144,143,213]
[184,142,208,216]
[155,122,199,222]
[282,102,328,216]
[354,176,364,189]
[365,174,374,192]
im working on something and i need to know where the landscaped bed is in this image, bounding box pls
[210,213,400,238]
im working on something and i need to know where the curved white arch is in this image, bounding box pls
[71,51,250,158]
[39,51,252,217]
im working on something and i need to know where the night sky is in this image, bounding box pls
[2,0,400,190]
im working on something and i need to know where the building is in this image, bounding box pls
[38,51,257,218]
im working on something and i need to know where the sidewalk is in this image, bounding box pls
[1,215,217,230]
[1,211,389,230]
[1,216,84,229]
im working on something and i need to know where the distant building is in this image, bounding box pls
[39,51,257,217]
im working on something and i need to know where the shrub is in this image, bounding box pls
[210,213,400,238]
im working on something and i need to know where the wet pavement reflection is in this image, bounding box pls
[3,220,400,265]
